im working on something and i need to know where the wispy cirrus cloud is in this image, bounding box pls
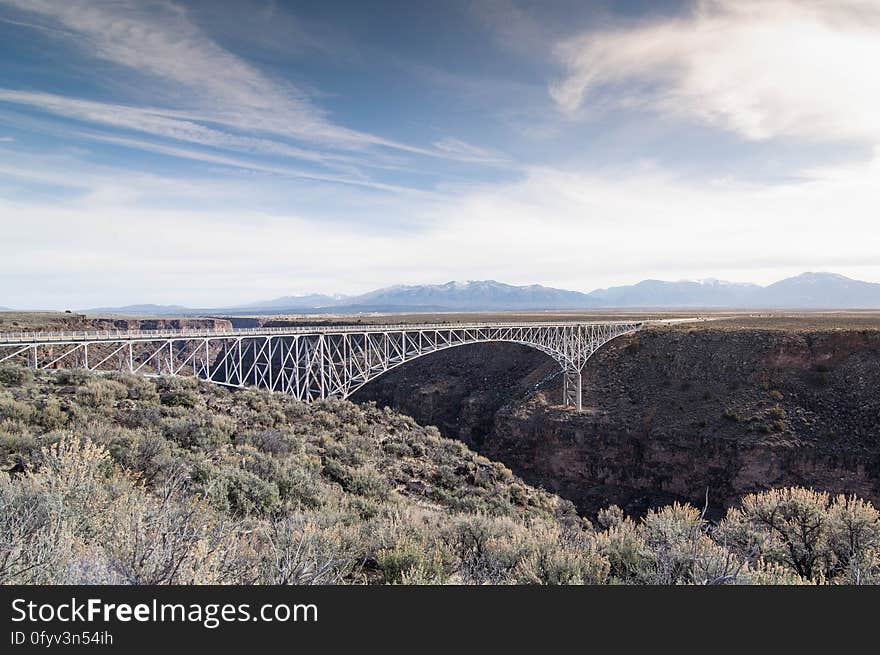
[0,0,385,149]
[550,0,880,144]
[0,0,501,181]
[431,137,510,165]
[0,90,386,172]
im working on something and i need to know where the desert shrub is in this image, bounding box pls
[0,435,125,583]
[596,513,649,583]
[75,378,128,410]
[34,398,67,430]
[238,390,287,429]
[55,369,91,386]
[210,467,281,516]
[30,434,116,538]
[100,429,178,485]
[376,534,449,584]
[597,505,626,529]
[735,559,809,585]
[257,515,358,585]
[250,449,324,509]
[104,476,241,584]
[114,405,165,430]
[0,472,73,584]
[162,413,235,450]
[321,457,351,487]
[0,430,41,462]
[322,435,367,467]
[825,495,880,584]
[719,487,831,580]
[239,429,300,455]
[347,466,391,500]
[640,503,762,585]
[109,373,160,403]
[381,436,414,457]
[639,503,706,584]
[508,483,530,507]
[0,364,33,386]
[432,464,458,489]
[157,376,202,409]
[768,404,786,420]
[277,465,325,509]
[0,393,35,423]
[442,515,526,584]
[513,529,609,585]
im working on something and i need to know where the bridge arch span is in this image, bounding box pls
[343,337,568,400]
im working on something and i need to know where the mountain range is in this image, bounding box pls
[5,272,880,314]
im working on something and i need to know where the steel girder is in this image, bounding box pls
[0,322,642,410]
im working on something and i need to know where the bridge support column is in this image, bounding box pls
[562,365,582,411]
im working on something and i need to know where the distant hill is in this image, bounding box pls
[588,279,762,307]
[758,272,880,308]
[230,294,346,311]
[343,280,598,311]
[84,304,193,315]
[79,272,880,314]
[588,272,880,308]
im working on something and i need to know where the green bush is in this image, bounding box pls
[75,378,128,410]
[157,377,203,409]
[55,370,91,386]
[35,398,67,430]
[210,467,281,516]
[376,534,449,584]
[0,394,35,423]
[162,413,234,450]
[109,373,160,404]
[0,365,33,387]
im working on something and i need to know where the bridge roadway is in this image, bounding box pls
[0,318,706,410]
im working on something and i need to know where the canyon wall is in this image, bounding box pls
[354,325,880,518]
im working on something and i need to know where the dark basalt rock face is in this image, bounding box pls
[353,327,880,519]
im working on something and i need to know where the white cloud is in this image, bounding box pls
[550,0,880,143]
[3,145,879,309]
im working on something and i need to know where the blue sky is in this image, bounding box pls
[1,0,879,309]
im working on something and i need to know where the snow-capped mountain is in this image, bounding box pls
[337,280,598,311]
[76,273,880,314]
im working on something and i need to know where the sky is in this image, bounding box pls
[0,0,879,309]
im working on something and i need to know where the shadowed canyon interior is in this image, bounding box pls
[353,324,880,518]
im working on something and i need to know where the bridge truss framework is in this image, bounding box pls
[0,321,642,411]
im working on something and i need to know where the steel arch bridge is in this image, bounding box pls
[0,321,643,410]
